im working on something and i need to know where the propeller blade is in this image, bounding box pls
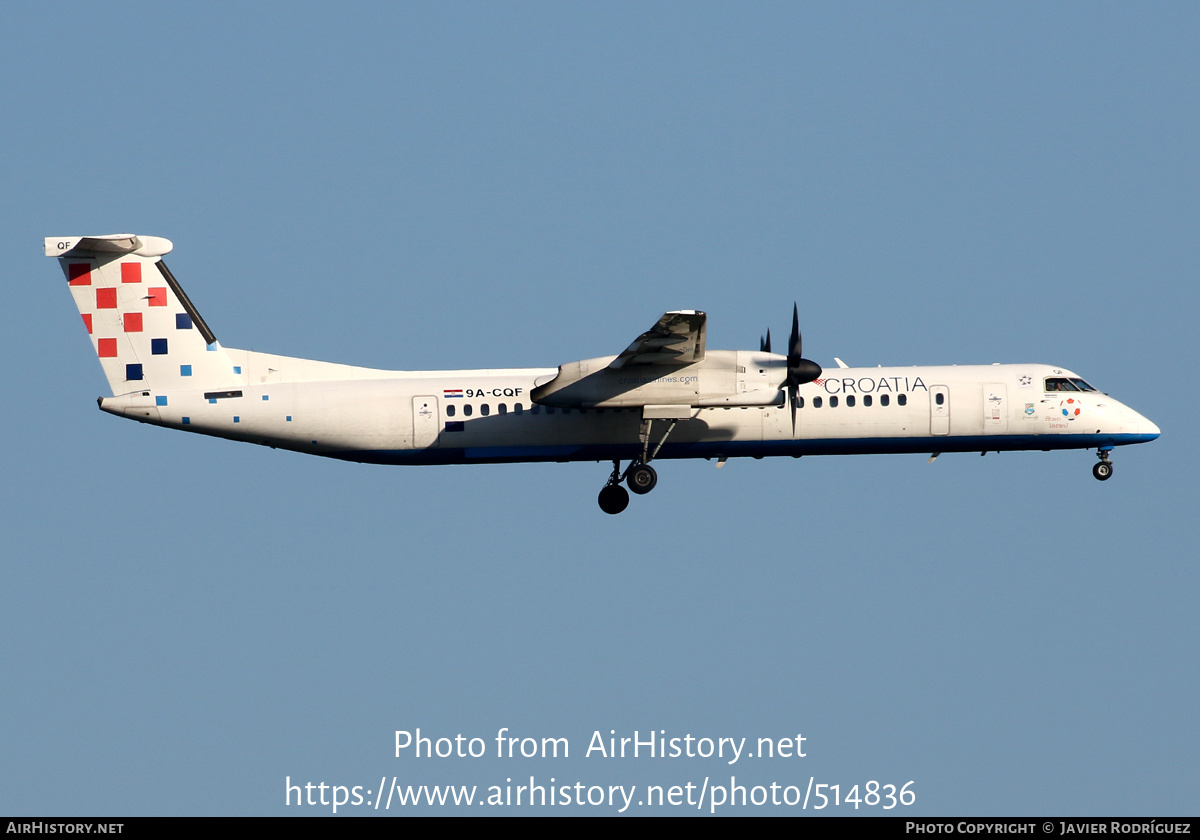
[789,382,798,437]
[782,303,822,436]
[785,302,822,386]
[760,329,771,354]
[789,303,802,361]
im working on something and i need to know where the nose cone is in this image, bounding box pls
[1123,408,1160,441]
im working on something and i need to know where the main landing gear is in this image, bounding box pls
[597,460,660,514]
[597,416,678,513]
[627,463,658,494]
[598,481,630,514]
[1092,447,1114,481]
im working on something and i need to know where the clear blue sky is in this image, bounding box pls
[2,1,1196,815]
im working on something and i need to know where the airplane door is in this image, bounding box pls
[412,396,439,448]
[983,383,1008,434]
[930,385,950,435]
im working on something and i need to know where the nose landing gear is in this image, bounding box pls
[1093,448,1114,481]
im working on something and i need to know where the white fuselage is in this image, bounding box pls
[46,234,1158,503]
[99,350,1160,466]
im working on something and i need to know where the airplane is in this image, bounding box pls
[46,233,1161,514]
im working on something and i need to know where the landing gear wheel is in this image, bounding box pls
[598,484,630,514]
[627,464,658,495]
[1093,461,1113,481]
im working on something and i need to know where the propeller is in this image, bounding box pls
[759,329,771,353]
[783,303,822,434]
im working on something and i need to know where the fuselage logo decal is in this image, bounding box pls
[1060,397,1082,420]
[821,376,928,395]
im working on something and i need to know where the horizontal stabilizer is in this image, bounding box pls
[46,235,173,259]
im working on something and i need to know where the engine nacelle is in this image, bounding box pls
[531,350,787,408]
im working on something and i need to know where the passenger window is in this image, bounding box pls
[830,396,839,408]
[797,396,805,408]
[515,403,523,414]
[814,396,823,408]
[531,405,541,415]
[864,395,872,407]
[898,394,907,406]
[464,404,473,417]
[846,395,855,407]
[446,404,456,417]
[881,394,890,406]
[498,404,507,415]
[481,404,490,416]
[546,406,556,415]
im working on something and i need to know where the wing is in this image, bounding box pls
[608,310,706,369]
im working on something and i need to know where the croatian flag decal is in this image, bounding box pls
[443,389,464,398]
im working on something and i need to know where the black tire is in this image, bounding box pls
[627,464,658,495]
[1093,461,1113,481]
[598,484,630,514]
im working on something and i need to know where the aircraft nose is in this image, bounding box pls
[1124,409,1160,440]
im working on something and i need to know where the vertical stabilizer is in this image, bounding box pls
[46,235,240,396]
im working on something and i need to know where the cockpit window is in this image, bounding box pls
[1044,377,1079,392]
[1069,378,1097,392]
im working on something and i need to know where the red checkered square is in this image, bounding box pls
[124,312,143,332]
[97,338,117,358]
[68,264,91,286]
[148,287,167,306]
[97,288,117,309]
[121,263,142,283]
[82,313,92,334]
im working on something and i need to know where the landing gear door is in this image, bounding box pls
[412,396,439,448]
[983,383,1008,434]
[930,385,950,436]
